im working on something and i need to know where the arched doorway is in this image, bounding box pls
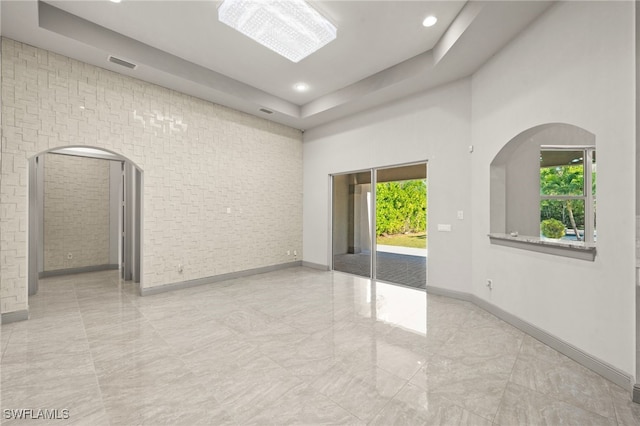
[27,146,143,298]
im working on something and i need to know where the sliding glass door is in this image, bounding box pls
[332,171,372,278]
[375,164,427,289]
[332,163,427,289]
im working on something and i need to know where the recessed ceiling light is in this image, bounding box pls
[218,0,337,63]
[110,0,122,3]
[294,82,309,92]
[422,15,437,27]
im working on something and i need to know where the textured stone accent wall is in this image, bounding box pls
[43,153,110,271]
[0,39,303,314]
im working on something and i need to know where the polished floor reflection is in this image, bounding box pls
[1,268,638,425]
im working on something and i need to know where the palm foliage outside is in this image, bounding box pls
[540,163,596,241]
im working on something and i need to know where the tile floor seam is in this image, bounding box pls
[318,388,371,424]
[549,391,619,422]
[326,365,406,424]
[254,342,333,385]
[612,403,622,426]
[285,320,338,336]
[75,281,112,426]
[365,379,412,425]
[514,336,619,422]
[602,368,626,426]
[493,331,527,425]
[401,377,488,426]
[613,383,639,426]
[304,364,360,423]
[406,359,423,384]
[1,328,13,361]
[97,292,238,425]
[610,385,640,426]
[375,362,420,388]
[240,381,327,425]
[158,311,253,425]
[424,325,521,425]
[577,380,618,417]
[505,381,615,424]
[317,389,363,425]
[436,391,497,424]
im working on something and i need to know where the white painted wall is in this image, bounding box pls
[304,0,635,377]
[471,1,635,374]
[303,79,473,292]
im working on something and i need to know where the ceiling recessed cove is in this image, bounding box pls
[108,55,137,70]
[218,0,337,63]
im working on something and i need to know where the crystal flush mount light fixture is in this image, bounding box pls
[218,0,337,63]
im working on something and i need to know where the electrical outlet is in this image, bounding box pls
[67,253,73,260]
[178,264,184,273]
[287,250,291,256]
[486,279,493,290]
[293,250,297,256]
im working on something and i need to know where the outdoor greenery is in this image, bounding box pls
[376,232,427,249]
[540,162,595,241]
[540,164,584,232]
[376,180,427,236]
[540,218,566,239]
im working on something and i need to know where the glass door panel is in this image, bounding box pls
[375,164,427,289]
[332,171,372,278]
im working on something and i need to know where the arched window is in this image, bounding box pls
[489,123,596,260]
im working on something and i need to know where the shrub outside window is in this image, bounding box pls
[540,147,596,243]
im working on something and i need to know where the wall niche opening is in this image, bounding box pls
[489,123,596,260]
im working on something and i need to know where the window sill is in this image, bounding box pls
[488,233,596,261]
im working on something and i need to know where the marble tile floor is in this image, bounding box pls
[1,267,639,425]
